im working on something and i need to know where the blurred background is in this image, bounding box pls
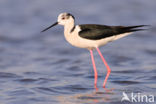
[0,0,156,104]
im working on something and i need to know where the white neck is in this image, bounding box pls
[64,19,75,34]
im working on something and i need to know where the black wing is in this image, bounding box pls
[78,24,147,40]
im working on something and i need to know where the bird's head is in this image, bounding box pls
[41,13,75,32]
[57,13,75,25]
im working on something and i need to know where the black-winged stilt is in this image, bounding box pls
[41,13,147,88]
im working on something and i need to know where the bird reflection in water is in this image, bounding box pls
[56,88,115,104]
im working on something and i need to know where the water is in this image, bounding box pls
[0,0,156,104]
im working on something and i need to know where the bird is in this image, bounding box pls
[41,12,147,89]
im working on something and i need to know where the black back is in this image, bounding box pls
[79,24,146,40]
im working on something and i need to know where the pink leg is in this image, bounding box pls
[96,47,111,88]
[89,50,98,89]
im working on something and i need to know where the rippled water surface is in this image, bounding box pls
[0,0,156,104]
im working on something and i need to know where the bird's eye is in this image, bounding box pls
[62,17,65,20]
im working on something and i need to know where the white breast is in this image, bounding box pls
[64,26,97,49]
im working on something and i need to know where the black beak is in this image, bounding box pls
[41,22,58,32]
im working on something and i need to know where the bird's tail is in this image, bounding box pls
[113,25,149,41]
[124,25,150,32]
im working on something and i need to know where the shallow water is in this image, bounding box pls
[0,0,156,104]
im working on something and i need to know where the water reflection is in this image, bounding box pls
[57,89,115,104]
